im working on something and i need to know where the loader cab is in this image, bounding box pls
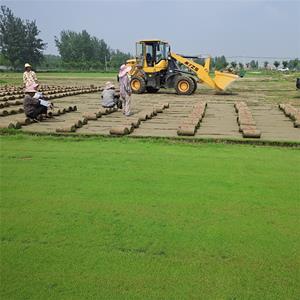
[136,40,170,73]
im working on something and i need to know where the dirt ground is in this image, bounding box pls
[1,74,300,142]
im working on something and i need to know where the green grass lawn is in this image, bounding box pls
[1,135,300,299]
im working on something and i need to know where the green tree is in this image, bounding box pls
[39,54,62,69]
[214,56,228,70]
[55,30,131,70]
[250,60,257,69]
[109,49,131,69]
[282,60,288,68]
[274,61,280,69]
[264,61,268,69]
[230,61,237,68]
[238,62,244,69]
[288,59,300,71]
[55,30,110,69]
[0,6,45,69]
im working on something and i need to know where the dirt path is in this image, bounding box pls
[196,102,241,139]
[251,104,300,141]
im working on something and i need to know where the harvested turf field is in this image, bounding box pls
[1,135,300,299]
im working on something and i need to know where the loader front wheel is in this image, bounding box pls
[175,76,195,95]
[131,77,146,94]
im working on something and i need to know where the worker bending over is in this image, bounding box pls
[101,81,122,109]
[23,84,53,121]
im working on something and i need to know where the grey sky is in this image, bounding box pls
[2,0,300,59]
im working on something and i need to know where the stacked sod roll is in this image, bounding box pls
[234,102,261,138]
[177,101,207,136]
[278,103,300,128]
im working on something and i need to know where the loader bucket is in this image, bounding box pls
[214,71,239,91]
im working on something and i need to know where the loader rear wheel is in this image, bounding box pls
[175,76,195,95]
[146,86,159,93]
[131,77,146,94]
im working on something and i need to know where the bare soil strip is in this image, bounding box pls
[1,91,299,142]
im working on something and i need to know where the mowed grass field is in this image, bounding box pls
[1,135,300,299]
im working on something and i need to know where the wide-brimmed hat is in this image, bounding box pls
[24,63,31,68]
[118,64,132,78]
[104,81,115,89]
[25,83,39,93]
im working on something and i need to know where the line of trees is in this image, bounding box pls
[0,6,130,71]
[54,30,131,70]
[263,59,300,70]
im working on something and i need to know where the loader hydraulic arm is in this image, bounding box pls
[170,52,239,91]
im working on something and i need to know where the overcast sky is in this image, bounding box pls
[2,0,300,59]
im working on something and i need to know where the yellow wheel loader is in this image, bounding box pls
[126,40,239,95]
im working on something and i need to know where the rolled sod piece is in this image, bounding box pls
[289,110,300,121]
[234,101,246,108]
[154,105,164,113]
[11,100,20,105]
[98,108,107,115]
[56,125,76,133]
[162,102,169,109]
[189,112,203,120]
[278,103,285,111]
[79,117,88,125]
[18,107,24,113]
[72,105,77,111]
[110,126,130,135]
[15,117,31,125]
[182,116,201,125]
[13,121,22,129]
[153,107,163,114]
[242,129,261,138]
[52,110,61,116]
[74,120,83,128]
[239,124,257,132]
[95,111,102,118]
[0,123,15,129]
[177,125,196,136]
[123,123,134,133]
[8,109,18,115]
[284,107,298,118]
[0,103,4,109]
[193,105,205,112]
[145,111,153,119]
[82,112,98,120]
[137,112,148,121]
[238,117,256,126]
[124,117,140,128]
[294,120,300,128]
